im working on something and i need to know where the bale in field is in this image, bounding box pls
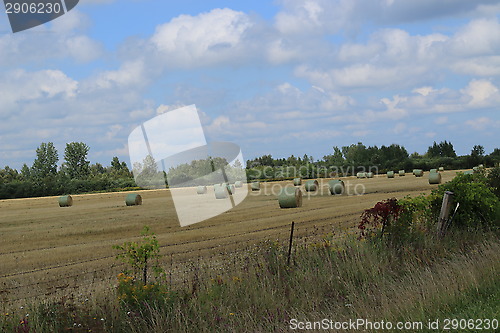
[414,169,423,177]
[234,181,243,188]
[278,187,302,208]
[356,172,366,178]
[214,184,229,199]
[293,178,302,186]
[430,169,438,173]
[251,181,260,191]
[227,184,235,195]
[428,172,441,184]
[439,167,444,172]
[58,195,73,207]
[387,171,395,178]
[463,170,473,175]
[304,179,319,192]
[125,193,142,206]
[366,172,374,178]
[328,179,344,195]
[399,170,405,176]
[197,186,207,194]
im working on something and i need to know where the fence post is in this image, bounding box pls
[287,221,295,266]
[437,191,454,238]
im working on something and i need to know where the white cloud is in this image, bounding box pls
[460,79,500,107]
[150,8,254,67]
[465,117,500,130]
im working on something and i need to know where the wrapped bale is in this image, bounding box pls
[197,186,207,194]
[366,172,374,178]
[126,193,142,206]
[399,170,405,176]
[328,179,344,195]
[227,184,235,195]
[356,172,366,178]
[304,179,319,192]
[414,169,424,177]
[251,181,260,191]
[59,195,73,207]
[438,167,444,172]
[387,171,395,178]
[293,178,302,186]
[430,169,438,173]
[278,187,302,208]
[214,184,229,199]
[429,172,441,184]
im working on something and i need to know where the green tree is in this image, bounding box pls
[31,142,59,179]
[64,142,90,179]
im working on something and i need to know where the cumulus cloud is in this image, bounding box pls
[150,8,256,67]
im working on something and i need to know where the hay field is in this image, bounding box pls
[0,171,456,304]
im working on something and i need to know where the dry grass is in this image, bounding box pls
[0,171,456,305]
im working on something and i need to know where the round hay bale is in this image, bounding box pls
[414,169,423,177]
[387,171,395,178]
[430,168,438,173]
[214,184,229,199]
[234,181,243,188]
[197,186,207,194]
[125,193,142,206]
[251,181,260,191]
[438,167,444,172]
[227,184,235,195]
[328,179,344,195]
[293,178,302,186]
[304,179,319,192]
[428,172,441,184]
[412,169,418,175]
[356,172,366,178]
[366,172,374,178]
[463,170,473,175]
[58,195,73,207]
[278,187,302,208]
[399,170,405,176]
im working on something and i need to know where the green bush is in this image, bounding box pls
[430,173,500,229]
[487,165,500,198]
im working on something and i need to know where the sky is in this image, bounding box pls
[1,0,500,170]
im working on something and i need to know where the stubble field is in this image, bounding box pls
[0,171,456,306]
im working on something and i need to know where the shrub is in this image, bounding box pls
[430,173,500,230]
[487,165,500,198]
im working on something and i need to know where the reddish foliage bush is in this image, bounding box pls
[358,198,403,238]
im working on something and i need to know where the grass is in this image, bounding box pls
[2,229,498,332]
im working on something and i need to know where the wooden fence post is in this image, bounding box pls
[437,191,454,238]
[287,221,295,266]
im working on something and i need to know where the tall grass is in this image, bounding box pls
[2,229,498,332]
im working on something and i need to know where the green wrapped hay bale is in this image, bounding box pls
[214,184,229,199]
[387,171,395,178]
[414,169,423,177]
[58,195,73,207]
[304,179,319,192]
[429,172,441,184]
[438,167,444,172]
[125,193,142,206]
[293,178,302,186]
[278,187,302,208]
[328,179,344,195]
[196,186,207,194]
[251,181,260,191]
[234,181,243,188]
[366,172,374,178]
[399,170,405,176]
[356,172,366,178]
[430,169,438,173]
[227,184,235,195]
[412,169,418,175]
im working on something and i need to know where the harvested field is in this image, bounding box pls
[0,171,456,305]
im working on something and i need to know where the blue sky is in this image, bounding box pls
[1,0,500,169]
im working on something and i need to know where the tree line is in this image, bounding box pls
[1,140,499,199]
[0,142,135,199]
[246,141,500,180]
